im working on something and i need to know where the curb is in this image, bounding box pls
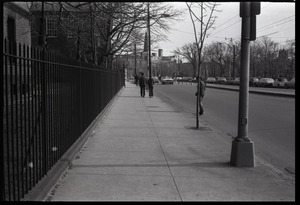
[174,82,294,98]
[205,85,295,98]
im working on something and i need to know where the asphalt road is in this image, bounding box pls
[154,83,295,176]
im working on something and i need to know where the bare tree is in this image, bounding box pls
[93,2,182,68]
[249,37,279,78]
[185,2,219,128]
[174,43,198,77]
[29,2,182,68]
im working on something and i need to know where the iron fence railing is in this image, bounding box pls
[1,39,124,201]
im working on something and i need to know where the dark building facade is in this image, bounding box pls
[29,2,111,66]
[3,2,31,45]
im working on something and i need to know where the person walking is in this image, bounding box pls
[148,76,154,98]
[195,76,206,115]
[134,74,138,86]
[139,72,146,97]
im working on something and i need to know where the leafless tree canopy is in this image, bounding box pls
[174,2,219,77]
[28,2,183,68]
[175,36,294,80]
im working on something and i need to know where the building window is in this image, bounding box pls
[61,16,76,38]
[46,15,57,37]
[7,16,16,56]
[7,16,16,43]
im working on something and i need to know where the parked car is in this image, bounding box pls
[285,77,295,89]
[206,77,216,83]
[182,77,193,82]
[152,76,160,83]
[273,77,288,88]
[254,78,274,87]
[173,77,182,82]
[226,78,238,85]
[161,76,174,84]
[249,77,259,86]
[215,77,227,84]
[232,77,240,85]
[175,77,184,83]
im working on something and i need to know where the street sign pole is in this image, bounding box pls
[230,2,260,167]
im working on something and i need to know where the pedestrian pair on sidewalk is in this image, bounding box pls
[139,72,154,98]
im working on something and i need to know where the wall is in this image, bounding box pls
[3,2,31,45]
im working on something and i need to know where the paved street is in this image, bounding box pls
[45,82,294,201]
[155,82,295,176]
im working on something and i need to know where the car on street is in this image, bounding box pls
[215,77,227,84]
[285,77,295,88]
[254,78,275,87]
[273,77,288,88]
[152,76,160,83]
[232,77,240,85]
[249,77,259,86]
[174,77,183,82]
[173,77,182,82]
[182,77,193,82]
[161,76,174,84]
[226,78,239,85]
[206,77,216,83]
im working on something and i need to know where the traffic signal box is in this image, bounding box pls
[240,2,261,41]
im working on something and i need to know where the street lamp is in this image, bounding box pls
[147,3,171,78]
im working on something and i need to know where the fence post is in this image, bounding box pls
[1,41,4,200]
[41,48,48,175]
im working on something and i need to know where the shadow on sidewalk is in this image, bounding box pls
[118,96,142,98]
[70,162,231,168]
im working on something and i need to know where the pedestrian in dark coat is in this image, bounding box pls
[195,77,206,115]
[134,74,138,86]
[139,72,146,97]
[148,77,154,97]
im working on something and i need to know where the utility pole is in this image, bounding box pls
[134,11,137,76]
[226,37,236,78]
[134,43,137,76]
[230,2,260,167]
[147,2,152,78]
[233,44,236,78]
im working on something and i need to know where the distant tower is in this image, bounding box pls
[158,49,163,57]
[144,32,148,52]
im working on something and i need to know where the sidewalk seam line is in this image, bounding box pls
[144,97,183,201]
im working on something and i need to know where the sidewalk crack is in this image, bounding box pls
[144,100,183,201]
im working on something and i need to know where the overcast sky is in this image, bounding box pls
[157,2,295,56]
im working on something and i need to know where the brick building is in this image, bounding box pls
[3,2,31,45]
[3,2,32,96]
[29,2,111,65]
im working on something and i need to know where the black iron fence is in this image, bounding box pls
[1,39,125,201]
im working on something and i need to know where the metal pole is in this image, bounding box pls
[230,2,255,167]
[233,44,236,78]
[237,8,250,141]
[147,2,152,78]
[1,44,4,202]
[134,43,137,76]
[41,1,49,175]
[134,11,137,76]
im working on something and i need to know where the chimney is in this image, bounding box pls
[158,49,163,57]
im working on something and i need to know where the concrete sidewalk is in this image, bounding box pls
[45,82,295,201]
